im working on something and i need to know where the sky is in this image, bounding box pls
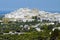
[0,0,60,12]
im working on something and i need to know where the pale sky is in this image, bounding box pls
[0,0,60,12]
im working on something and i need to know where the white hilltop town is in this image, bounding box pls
[0,8,60,36]
[4,8,60,22]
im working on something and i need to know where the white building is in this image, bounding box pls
[4,8,60,22]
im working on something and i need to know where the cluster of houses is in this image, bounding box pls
[0,8,60,35]
[4,8,60,23]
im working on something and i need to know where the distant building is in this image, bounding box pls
[0,20,3,22]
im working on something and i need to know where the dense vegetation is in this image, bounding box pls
[0,17,60,40]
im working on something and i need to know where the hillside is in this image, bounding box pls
[4,8,60,22]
